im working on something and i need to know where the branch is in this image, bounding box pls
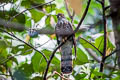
[0,18,26,32]
[74,0,91,33]
[43,42,65,80]
[0,18,87,34]
[0,28,48,62]
[99,0,107,73]
[43,0,91,79]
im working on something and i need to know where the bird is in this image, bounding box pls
[55,13,76,74]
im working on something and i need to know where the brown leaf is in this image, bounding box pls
[66,0,82,15]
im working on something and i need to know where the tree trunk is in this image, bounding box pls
[109,0,120,68]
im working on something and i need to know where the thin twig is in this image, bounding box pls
[0,28,48,62]
[43,0,91,79]
[23,39,51,55]
[99,0,107,73]
[64,0,72,19]
[71,11,75,24]
[104,49,120,59]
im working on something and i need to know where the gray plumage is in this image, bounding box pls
[55,13,76,74]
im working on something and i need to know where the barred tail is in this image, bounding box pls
[61,41,73,74]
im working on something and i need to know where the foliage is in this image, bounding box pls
[0,0,118,80]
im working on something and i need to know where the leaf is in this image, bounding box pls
[92,71,107,77]
[11,44,32,55]
[50,34,56,39]
[15,13,25,24]
[79,38,95,49]
[21,45,33,55]
[45,16,51,25]
[0,0,11,3]
[25,35,30,43]
[50,54,60,72]
[32,52,46,72]
[4,35,13,39]
[7,60,13,68]
[112,76,120,80]
[25,15,32,27]
[95,35,115,53]
[30,0,45,4]
[13,69,29,80]
[11,45,22,54]
[42,49,51,59]
[74,48,88,65]
[0,39,9,49]
[56,9,64,14]
[66,0,82,15]
[31,76,43,80]
[75,73,87,79]
[0,49,8,59]
[45,4,56,13]
[30,9,45,22]
[19,63,34,77]
[21,0,31,8]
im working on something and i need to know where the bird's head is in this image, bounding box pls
[56,13,65,20]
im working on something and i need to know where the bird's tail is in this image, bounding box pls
[61,41,73,74]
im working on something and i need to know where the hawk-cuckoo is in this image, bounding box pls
[55,13,76,74]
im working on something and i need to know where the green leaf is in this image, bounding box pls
[32,52,46,72]
[45,4,56,13]
[30,0,44,4]
[31,76,43,80]
[95,35,115,52]
[112,76,120,80]
[15,13,25,24]
[50,54,60,72]
[75,48,88,65]
[56,9,64,14]
[42,49,60,72]
[92,71,106,77]
[19,63,34,77]
[21,0,31,8]
[0,39,9,49]
[42,49,51,59]
[21,45,33,55]
[45,16,51,25]
[30,9,45,22]
[25,15,31,27]
[13,69,29,80]
[75,73,87,79]
[7,60,12,67]
[11,45,32,55]
[79,38,95,49]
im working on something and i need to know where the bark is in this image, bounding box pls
[0,18,87,34]
[109,0,120,68]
